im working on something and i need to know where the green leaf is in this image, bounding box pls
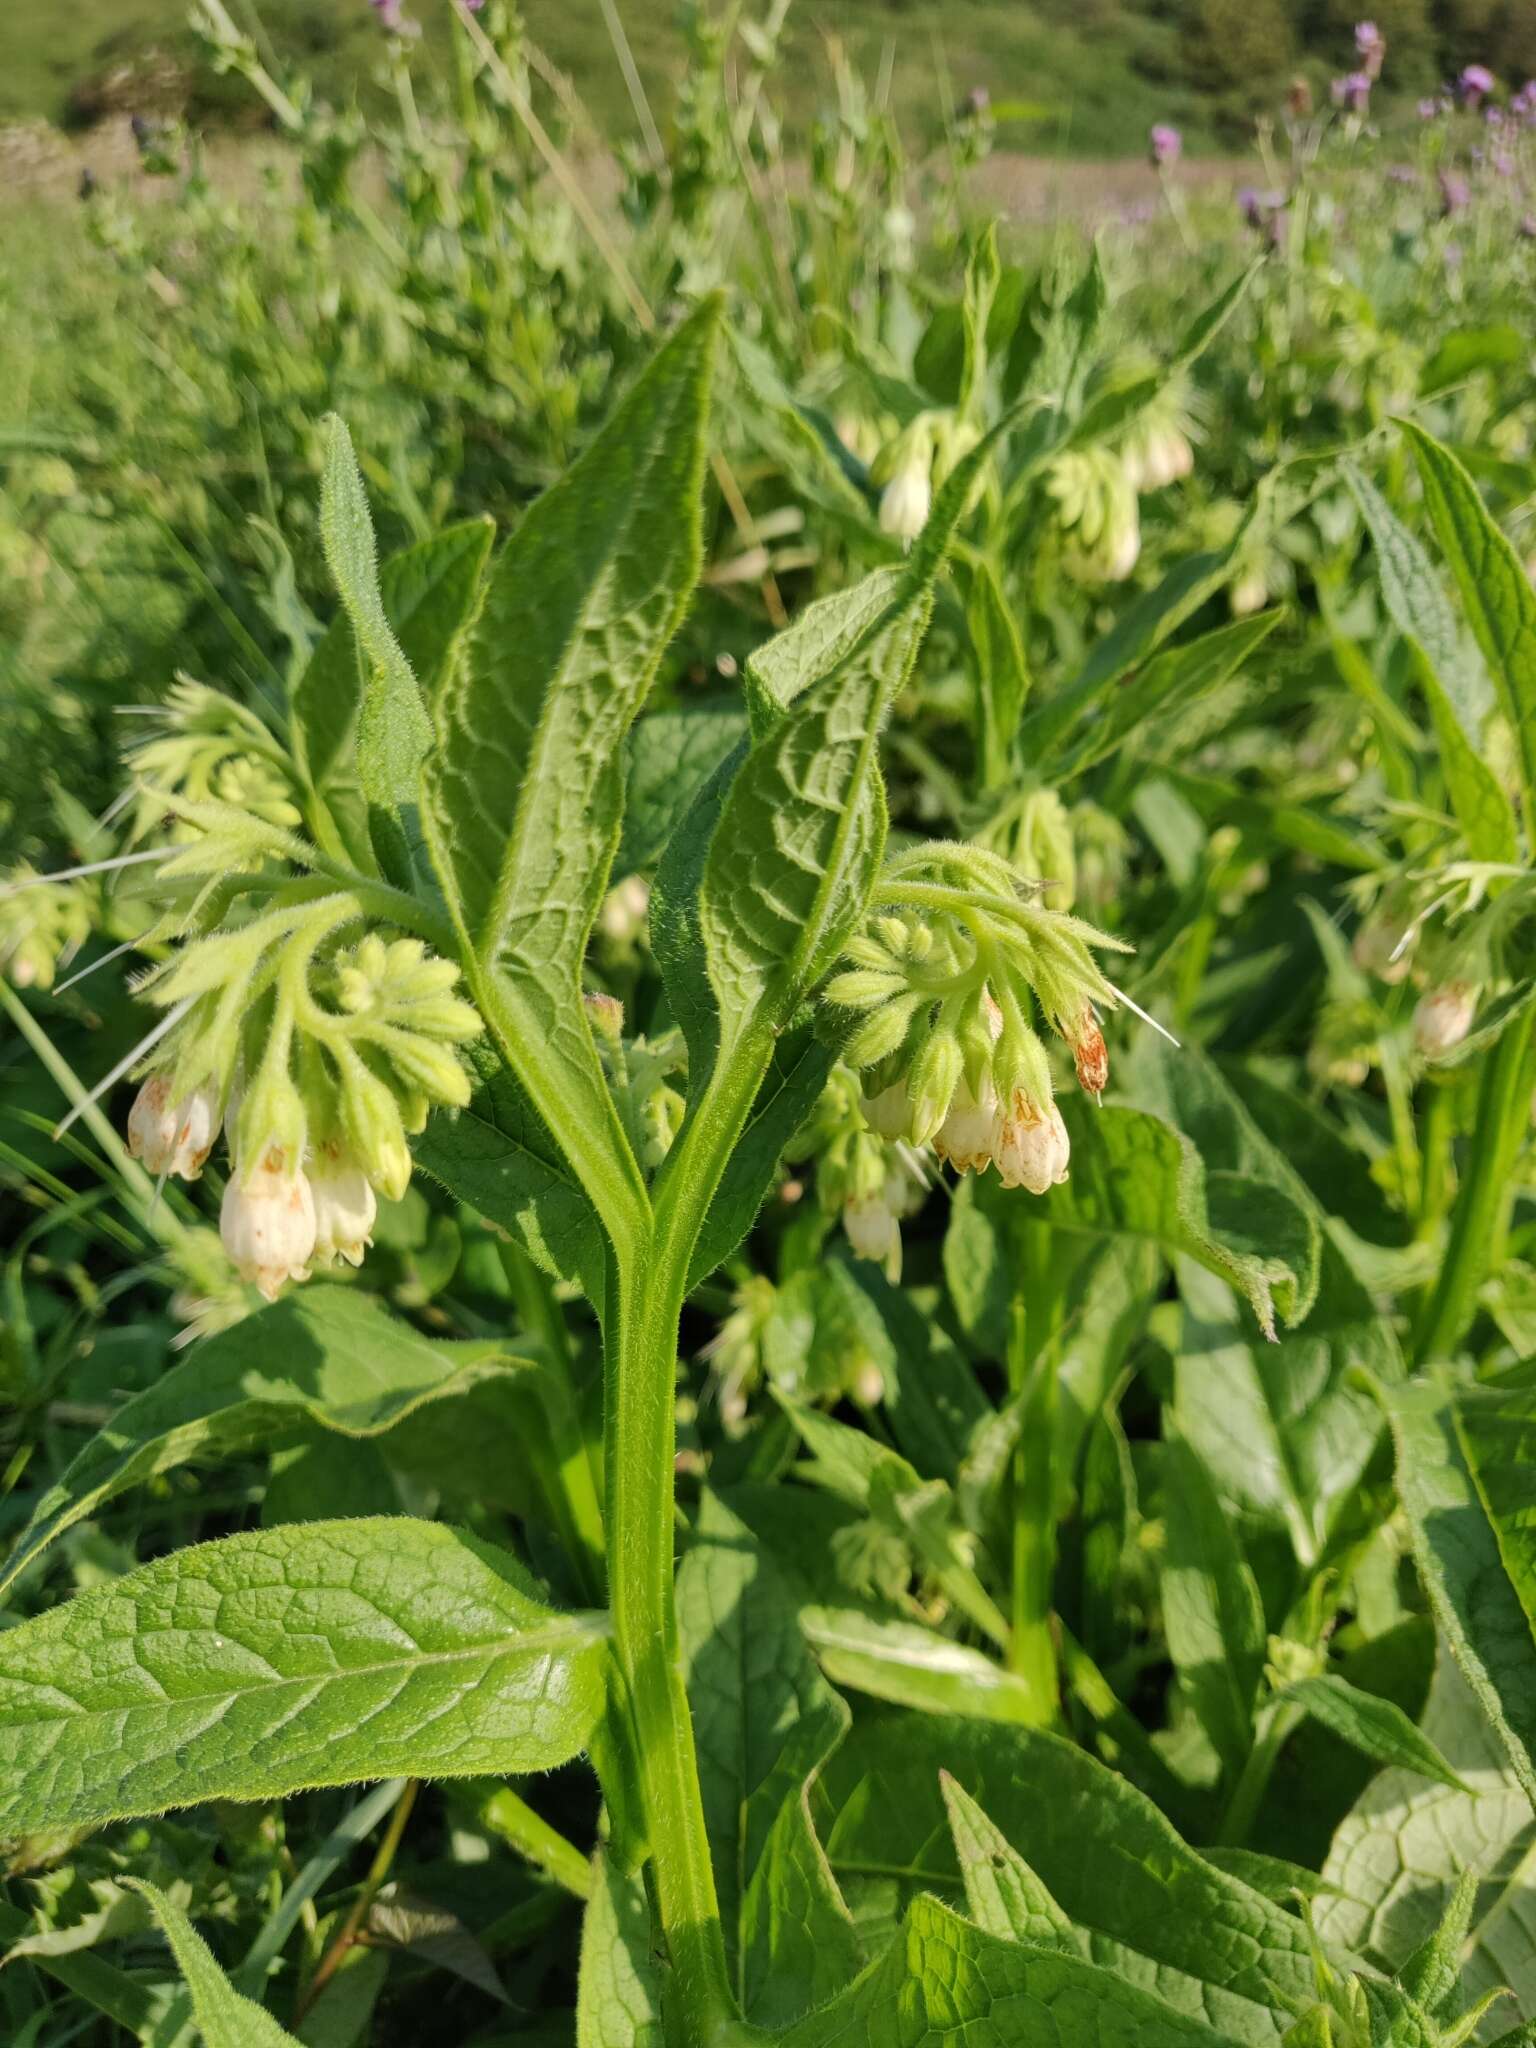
[783,1893,1250,2048]
[1420,324,1525,397]
[819,1714,1319,2040]
[1055,609,1283,782]
[125,1878,303,2047]
[1,1289,530,1598]
[1378,1376,1536,1805]
[1347,462,1516,864]
[801,1605,1048,1726]
[743,567,907,733]
[1317,1649,1536,2024]
[693,595,927,1064]
[939,1774,1083,1950]
[1062,259,1260,452]
[965,556,1031,784]
[1036,1092,1313,1342]
[1402,421,1536,810]
[318,416,435,816]
[576,1851,664,2048]
[292,517,493,802]
[1173,1240,1403,1567]
[688,1021,833,1288]
[1280,1675,1469,1792]
[423,300,721,1244]
[616,702,748,877]
[1160,1435,1266,1776]
[411,1039,606,1301]
[678,1491,860,2023]
[0,1519,607,1835]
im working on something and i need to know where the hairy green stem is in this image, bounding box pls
[1415,1013,1536,1363]
[603,1020,781,2043]
[1006,1286,1059,1720]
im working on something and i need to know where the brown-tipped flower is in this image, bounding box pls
[1072,1008,1109,1095]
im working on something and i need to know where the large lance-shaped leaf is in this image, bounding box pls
[319,416,436,812]
[1402,422,1536,814]
[293,516,493,864]
[1378,1375,1536,1806]
[818,1713,1320,2042]
[0,1289,529,1599]
[423,299,720,1241]
[1317,1650,1536,2023]
[0,1519,606,1835]
[678,1490,860,2024]
[126,1880,303,2048]
[1347,462,1516,865]
[1160,1435,1266,1777]
[783,1893,1250,2048]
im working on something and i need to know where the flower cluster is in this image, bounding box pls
[1349,881,1491,1064]
[127,917,482,1299]
[123,679,303,847]
[1045,448,1141,584]
[824,841,1141,1195]
[871,412,979,550]
[0,869,93,991]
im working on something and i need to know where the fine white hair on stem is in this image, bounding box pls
[52,996,193,1143]
[53,936,140,995]
[0,848,166,896]
[1106,979,1181,1048]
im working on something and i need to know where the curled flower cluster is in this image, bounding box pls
[127,921,482,1299]
[825,841,1140,1196]
[0,868,93,990]
[871,412,981,550]
[1045,448,1141,583]
[124,679,303,846]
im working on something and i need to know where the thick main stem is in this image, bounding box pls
[604,1019,781,2045]
[1415,1013,1536,1364]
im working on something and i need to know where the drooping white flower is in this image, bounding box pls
[994,1100,1071,1194]
[309,1157,378,1268]
[843,1194,901,1266]
[220,1165,317,1301]
[879,460,932,548]
[933,1072,1003,1174]
[127,1074,221,1180]
[1413,982,1477,1056]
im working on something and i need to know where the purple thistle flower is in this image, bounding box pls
[1514,81,1536,123]
[1149,123,1181,167]
[1332,71,1372,114]
[1439,169,1471,216]
[1459,64,1495,109]
[370,0,419,31]
[1485,103,1505,126]
[1493,149,1515,176]
[1418,96,1443,120]
[1355,21,1385,81]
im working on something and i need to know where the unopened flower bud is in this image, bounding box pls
[1414,982,1477,1056]
[235,1067,307,1179]
[860,1079,914,1141]
[584,991,625,1042]
[309,1150,378,1268]
[906,1029,963,1147]
[995,1099,1070,1194]
[128,1075,221,1180]
[220,1166,316,1301]
[1352,916,1414,984]
[842,998,918,1071]
[340,1060,413,1201]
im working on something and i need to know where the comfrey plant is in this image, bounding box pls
[12,278,1536,2048]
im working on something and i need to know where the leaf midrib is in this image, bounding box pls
[4,1611,609,1727]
